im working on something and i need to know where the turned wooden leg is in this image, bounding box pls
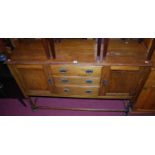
[27,97,37,111]
[124,100,132,116]
[17,98,27,107]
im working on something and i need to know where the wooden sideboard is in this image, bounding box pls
[3,38,155,113]
[8,63,150,98]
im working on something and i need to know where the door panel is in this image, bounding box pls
[14,64,51,95]
[134,68,155,111]
[101,66,149,96]
[134,87,155,110]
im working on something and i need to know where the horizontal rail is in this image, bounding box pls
[34,105,127,112]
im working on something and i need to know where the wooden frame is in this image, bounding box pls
[102,38,109,58]
[4,38,155,62]
[146,38,155,61]
[42,39,51,59]
[48,38,56,59]
[44,38,109,62]
[97,38,102,58]
[42,38,56,59]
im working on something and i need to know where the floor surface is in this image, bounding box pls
[0,98,154,116]
[0,98,126,116]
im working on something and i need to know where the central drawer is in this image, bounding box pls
[53,85,99,96]
[53,76,100,86]
[50,65,102,76]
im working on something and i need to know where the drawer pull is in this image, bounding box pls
[61,79,69,83]
[64,88,70,93]
[85,90,92,94]
[85,69,93,74]
[59,68,67,73]
[85,80,93,84]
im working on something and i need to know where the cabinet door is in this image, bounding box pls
[101,66,149,97]
[134,87,155,111]
[12,64,52,96]
[134,69,155,111]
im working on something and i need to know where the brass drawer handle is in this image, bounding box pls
[85,69,93,74]
[64,88,70,93]
[85,80,93,84]
[85,90,92,94]
[61,79,69,83]
[59,68,67,73]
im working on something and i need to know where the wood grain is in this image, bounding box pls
[53,85,99,96]
[53,75,100,86]
[50,65,102,76]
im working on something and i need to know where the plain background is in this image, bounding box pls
[0,0,155,155]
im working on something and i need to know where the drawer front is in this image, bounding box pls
[53,76,100,86]
[51,65,102,76]
[53,86,99,96]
